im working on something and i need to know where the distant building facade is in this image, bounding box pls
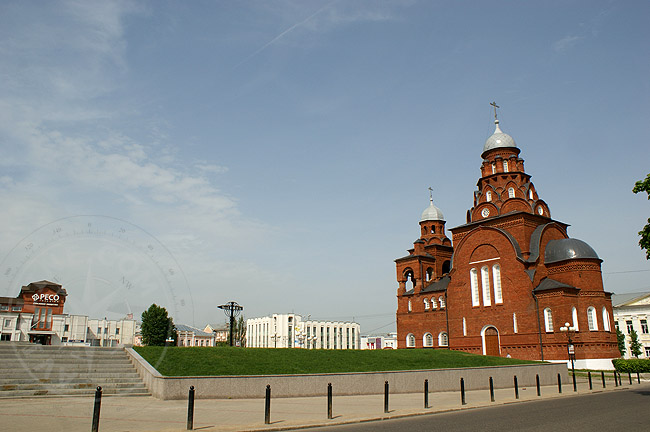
[360,332,397,350]
[0,280,138,346]
[612,292,650,358]
[246,313,360,349]
[176,324,217,347]
[203,323,228,342]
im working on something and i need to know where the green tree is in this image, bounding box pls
[633,173,650,259]
[616,328,626,357]
[629,329,643,358]
[141,304,177,346]
[228,316,246,347]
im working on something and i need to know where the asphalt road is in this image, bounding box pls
[300,384,650,432]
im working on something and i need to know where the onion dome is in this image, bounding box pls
[421,197,444,222]
[544,238,600,264]
[483,119,517,153]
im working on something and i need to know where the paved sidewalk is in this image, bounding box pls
[0,375,646,432]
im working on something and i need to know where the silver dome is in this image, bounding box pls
[544,238,600,264]
[420,199,444,222]
[483,120,517,153]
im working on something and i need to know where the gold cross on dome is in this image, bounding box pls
[490,101,500,121]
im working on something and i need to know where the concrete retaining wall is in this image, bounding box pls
[125,348,568,400]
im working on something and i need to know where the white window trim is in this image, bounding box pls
[508,187,515,198]
[493,264,502,304]
[423,298,429,310]
[470,268,480,307]
[572,307,579,332]
[602,307,611,332]
[544,308,554,332]
[513,313,518,333]
[430,297,437,309]
[587,307,598,331]
[406,333,415,348]
[438,332,448,347]
[481,266,491,306]
[423,333,433,347]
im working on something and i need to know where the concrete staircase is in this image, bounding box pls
[0,343,150,397]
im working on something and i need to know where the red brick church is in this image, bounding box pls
[395,110,619,368]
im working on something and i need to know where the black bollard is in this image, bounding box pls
[264,385,271,425]
[460,378,466,405]
[601,371,606,388]
[638,372,641,384]
[327,383,332,419]
[424,379,429,409]
[615,371,619,387]
[91,386,102,432]
[572,370,577,392]
[514,376,519,399]
[628,372,632,385]
[384,381,389,413]
[536,374,541,397]
[187,386,195,430]
[557,373,562,393]
[588,371,592,390]
[489,377,495,402]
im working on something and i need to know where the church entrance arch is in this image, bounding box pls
[482,326,500,357]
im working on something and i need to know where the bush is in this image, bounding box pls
[612,358,650,373]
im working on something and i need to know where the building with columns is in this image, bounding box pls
[612,292,650,359]
[395,112,619,369]
[246,313,360,349]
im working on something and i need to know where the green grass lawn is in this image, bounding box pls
[133,346,538,376]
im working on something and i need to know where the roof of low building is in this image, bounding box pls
[533,278,579,292]
[612,292,650,307]
[176,324,214,337]
[421,275,451,293]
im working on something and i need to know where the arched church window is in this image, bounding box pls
[407,300,412,312]
[463,317,467,336]
[481,266,491,306]
[423,333,433,347]
[405,270,415,291]
[442,260,451,274]
[503,160,509,172]
[406,333,415,348]
[423,298,429,310]
[529,189,534,200]
[492,163,496,174]
[439,332,449,347]
[544,308,554,332]
[572,307,579,331]
[431,297,437,309]
[493,264,502,304]
[486,191,492,202]
[587,307,598,331]
[431,226,436,234]
[508,187,515,198]
[513,313,518,333]
[439,296,445,308]
[602,307,611,331]
[470,268,480,307]
[426,267,433,281]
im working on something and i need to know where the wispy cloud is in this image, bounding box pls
[554,35,584,53]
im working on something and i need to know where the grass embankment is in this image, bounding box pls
[134,346,538,376]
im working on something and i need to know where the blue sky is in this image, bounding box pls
[0,0,648,333]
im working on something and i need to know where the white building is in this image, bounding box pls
[176,324,217,347]
[612,292,650,358]
[246,313,360,349]
[360,332,398,350]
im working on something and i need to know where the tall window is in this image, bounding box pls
[491,163,496,174]
[463,317,467,336]
[544,308,554,332]
[572,307,579,331]
[408,300,412,312]
[424,333,433,347]
[513,313,518,333]
[439,296,445,308]
[439,332,449,347]
[503,160,509,172]
[406,333,415,348]
[508,187,515,198]
[431,297,437,309]
[529,189,534,199]
[587,307,598,331]
[602,307,611,332]
[641,319,648,334]
[424,298,429,310]
[492,264,502,304]
[626,320,633,334]
[486,191,492,202]
[481,266,491,306]
[470,268,480,306]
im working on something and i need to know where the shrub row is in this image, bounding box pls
[612,358,650,373]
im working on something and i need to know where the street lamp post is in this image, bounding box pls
[217,301,243,347]
[560,322,577,392]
